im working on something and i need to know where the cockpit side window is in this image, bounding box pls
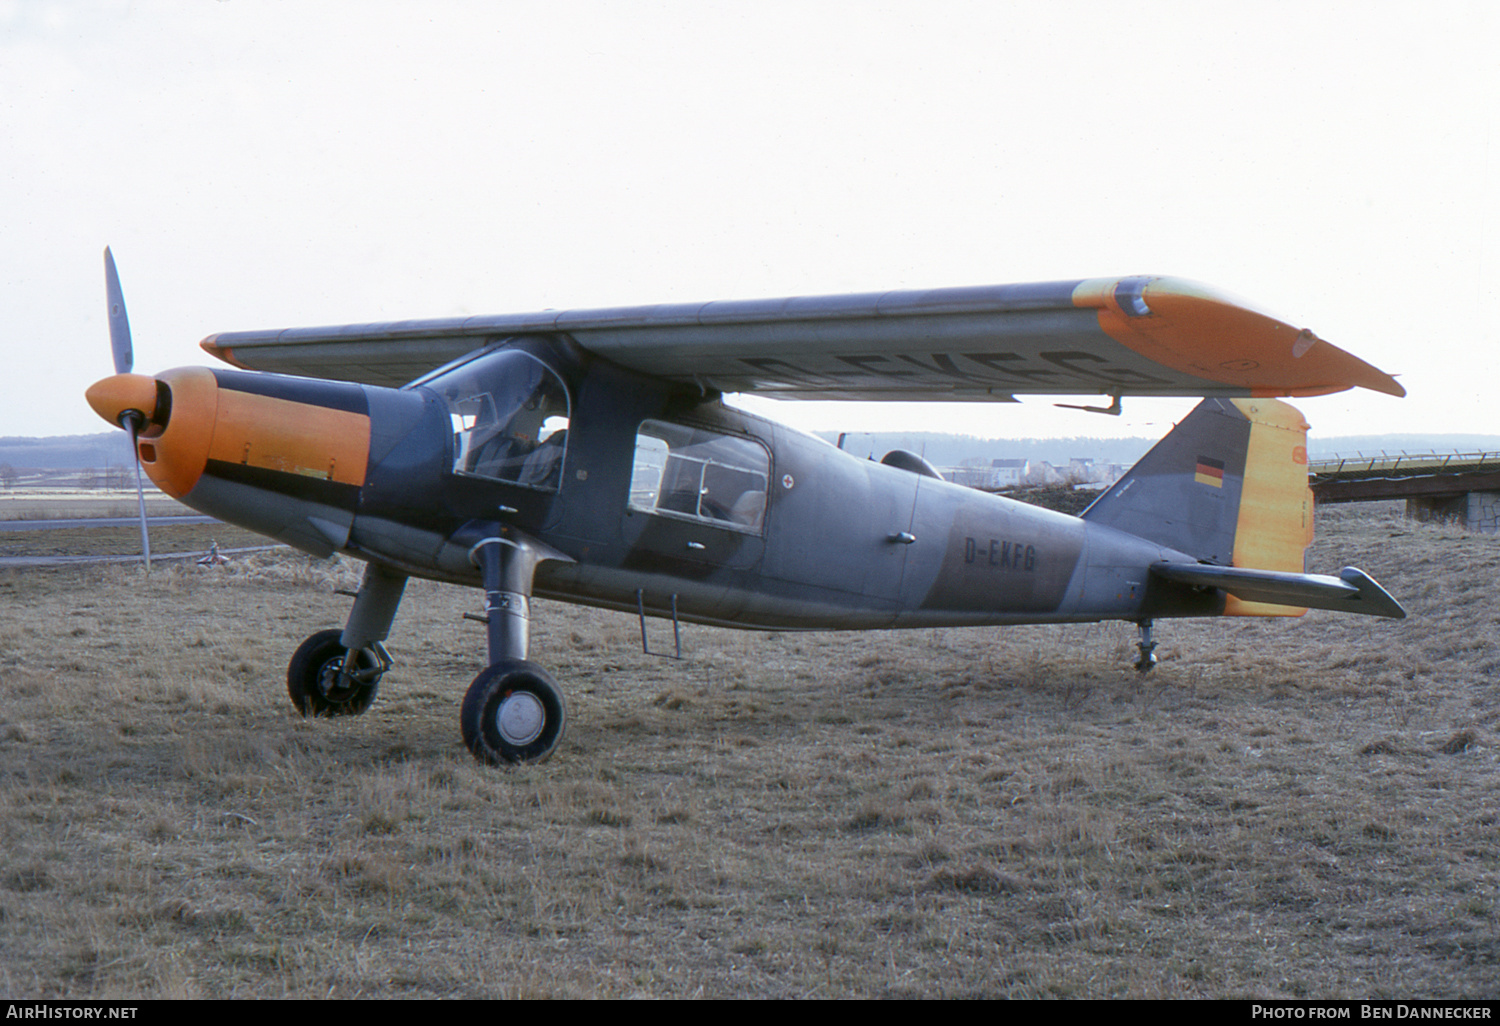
[628,420,769,533]
[419,349,571,489]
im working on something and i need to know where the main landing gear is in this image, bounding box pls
[286,563,404,717]
[286,629,388,717]
[456,530,567,765]
[285,527,569,766]
[460,659,566,765]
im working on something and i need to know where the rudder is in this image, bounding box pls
[1082,398,1313,615]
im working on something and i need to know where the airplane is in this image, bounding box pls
[85,252,1407,765]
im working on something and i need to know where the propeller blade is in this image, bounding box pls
[104,247,133,375]
[104,247,151,569]
[126,418,152,571]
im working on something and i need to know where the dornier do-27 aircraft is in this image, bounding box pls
[86,251,1407,765]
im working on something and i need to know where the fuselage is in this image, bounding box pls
[86,336,1217,632]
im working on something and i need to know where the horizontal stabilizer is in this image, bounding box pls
[1150,562,1406,619]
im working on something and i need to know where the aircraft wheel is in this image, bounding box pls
[287,629,382,717]
[461,659,567,765]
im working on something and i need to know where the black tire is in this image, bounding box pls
[460,659,567,765]
[287,629,381,717]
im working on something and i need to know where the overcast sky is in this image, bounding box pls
[2,0,1493,444]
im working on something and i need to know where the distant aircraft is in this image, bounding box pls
[87,252,1405,764]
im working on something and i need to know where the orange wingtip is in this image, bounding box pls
[1073,277,1405,398]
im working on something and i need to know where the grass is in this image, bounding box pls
[0,491,267,559]
[0,523,271,560]
[0,491,189,521]
[0,504,1496,997]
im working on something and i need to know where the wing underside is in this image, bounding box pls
[200,275,1404,401]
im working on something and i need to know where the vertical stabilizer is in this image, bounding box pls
[1082,398,1313,615]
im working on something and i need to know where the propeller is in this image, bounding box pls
[103,247,152,570]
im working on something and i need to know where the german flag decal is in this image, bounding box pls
[1195,455,1226,488]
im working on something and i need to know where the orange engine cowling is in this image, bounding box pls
[86,366,371,502]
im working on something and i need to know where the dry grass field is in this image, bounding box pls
[0,492,267,562]
[0,491,190,522]
[0,503,1496,998]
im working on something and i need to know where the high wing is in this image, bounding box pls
[200,275,1404,401]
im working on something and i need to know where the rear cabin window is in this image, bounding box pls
[628,420,770,533]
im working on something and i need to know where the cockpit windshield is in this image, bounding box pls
[415,348,570,489]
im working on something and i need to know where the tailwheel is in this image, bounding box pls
[460,659,567,765]
[1133,619,1158,674]
[287,628,386,717]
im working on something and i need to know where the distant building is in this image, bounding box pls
[944,457,1029,490]
[942,455,1126,492]
[989,458,1029,488]
[1067,457,1095,482]
[1022,461,1063,487]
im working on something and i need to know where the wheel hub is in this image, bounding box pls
[318,660,360,702]
[495,690,545,745]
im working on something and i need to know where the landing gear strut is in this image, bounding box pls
[457,527,569,765]
[287,563,405,717]
[284,533,571,766]
[1133,619,1158,674]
